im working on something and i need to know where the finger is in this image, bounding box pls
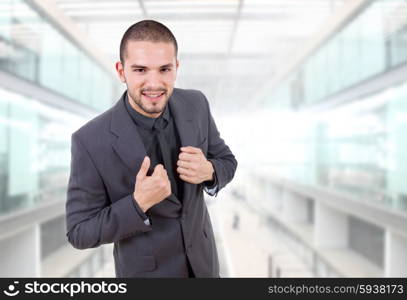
[179,174,195,184]
[154,165,170,182]
[136,156,150,180]
[177,166,195,177]
[180,146,201,154]
[178,152,199,162]
[176,159,193,169]
[152,164,165,174]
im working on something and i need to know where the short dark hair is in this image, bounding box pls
[119,20,178,63]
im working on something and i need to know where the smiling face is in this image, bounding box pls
[116,40,179,118]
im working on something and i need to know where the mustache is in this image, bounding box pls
[140,88,167,93]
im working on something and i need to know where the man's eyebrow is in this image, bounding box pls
[130,64,147,69]
[130,63,174,69]
[160,63,174,68]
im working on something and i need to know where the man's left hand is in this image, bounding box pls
[177,146,214,184]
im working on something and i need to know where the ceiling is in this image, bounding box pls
[54,0,348,113]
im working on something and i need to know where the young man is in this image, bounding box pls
[66,20,237,278]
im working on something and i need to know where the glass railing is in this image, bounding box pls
[257,80,407,212]
[255,0,407,213]
[0,0,120,112]
[0,87,87,216]
[267,216,341,277]
[266,0,407,109]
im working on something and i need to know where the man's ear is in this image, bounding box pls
[176,59,180,70]
[115,61,126,83]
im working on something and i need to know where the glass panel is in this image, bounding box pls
[0,0,12,40]
[360,2,386,76]
[0,91,8,214]
[8,96,38,199]
[39,24,63,92]
[0,87,87,216]
[62,40,80,100]
[264,79,407,212]
[268,0,406,109]
[0,0,119,111]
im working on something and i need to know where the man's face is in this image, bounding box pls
[116,40,179,118]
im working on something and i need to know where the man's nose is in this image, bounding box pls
[144,71,162,88]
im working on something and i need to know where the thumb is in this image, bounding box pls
[137,156,150,180]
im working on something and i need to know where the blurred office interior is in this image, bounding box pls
[0,0,407,277]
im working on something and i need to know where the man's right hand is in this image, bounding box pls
[133,156,171,212]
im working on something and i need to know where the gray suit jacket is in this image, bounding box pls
[66,88,237,277]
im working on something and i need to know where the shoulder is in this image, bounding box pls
[172,88,209,109]
[173,87,205,99]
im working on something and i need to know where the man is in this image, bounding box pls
[66,20,237,278]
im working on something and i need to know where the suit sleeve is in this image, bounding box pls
[66,133,152,250]
[201,92,238,195]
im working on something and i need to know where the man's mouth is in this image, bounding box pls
[141,91,165,101]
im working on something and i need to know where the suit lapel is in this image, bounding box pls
[110,92,147,176]
[169,89,200,211]
[168,90,196,148]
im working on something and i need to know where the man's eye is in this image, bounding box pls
[133,69,145,73]
[161,68,171,72]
